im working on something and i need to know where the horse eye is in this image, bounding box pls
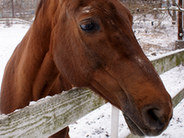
[80,21,100,33]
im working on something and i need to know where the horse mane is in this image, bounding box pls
[35,0,47,17]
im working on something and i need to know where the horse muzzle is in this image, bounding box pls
[123,103,173,136]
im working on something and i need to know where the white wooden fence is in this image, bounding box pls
[1,49,184,137]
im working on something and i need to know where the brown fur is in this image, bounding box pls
[0,0,172,137]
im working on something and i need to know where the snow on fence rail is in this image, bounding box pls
[1,49,184,137]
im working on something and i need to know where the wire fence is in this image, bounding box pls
[0,0,39,20]
[0,0,178,32]
[121,0,177,24]
[0,0,176,19]
[121,0,163,14]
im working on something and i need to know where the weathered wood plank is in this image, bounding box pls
[0,88,105,137]
[172,88,184,108]
[151,49,184,75]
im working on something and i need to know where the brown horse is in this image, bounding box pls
[0,0,172,137]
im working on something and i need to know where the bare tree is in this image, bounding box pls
[172,0,177,24]
[11,0,14,17]
[121,0,163,14]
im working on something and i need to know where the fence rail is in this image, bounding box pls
[0,18,32,24]
[1,49,184,137]
[0,89,105,137]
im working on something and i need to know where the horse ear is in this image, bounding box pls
[117,1,133,26]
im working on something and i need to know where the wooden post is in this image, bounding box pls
[111,105,119,138]
[178,0,183,40]
[176,0,184,49]
[183,0,184,28]
[11,0,14,18]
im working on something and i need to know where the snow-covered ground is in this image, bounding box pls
[0,18,184,138]
[0,24,30,86]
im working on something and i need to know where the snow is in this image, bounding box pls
[162,99,184,138]
[0,24,30,86]
[69,103,130,138]
[0,18,184,138]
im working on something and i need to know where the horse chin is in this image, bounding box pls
[123,114,145,136]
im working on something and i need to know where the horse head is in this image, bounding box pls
[46,0,173,136]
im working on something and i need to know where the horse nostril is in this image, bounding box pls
[143,107,165,131]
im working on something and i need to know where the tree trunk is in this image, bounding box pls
[11,0,14,18]
[178,0,183,40]
[172,0,177,24]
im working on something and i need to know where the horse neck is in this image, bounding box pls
[19,1,72,100]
